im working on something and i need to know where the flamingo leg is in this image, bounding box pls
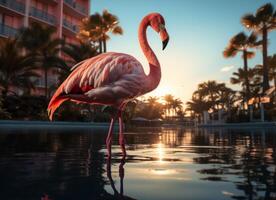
[118,111,126,157]
[106,118,115,158]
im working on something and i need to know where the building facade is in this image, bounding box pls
[0,0,90,96]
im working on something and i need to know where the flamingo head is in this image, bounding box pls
[148,13,169,50]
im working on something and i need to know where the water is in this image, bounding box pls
[0,126,276,200]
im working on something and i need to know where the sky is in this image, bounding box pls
[90,0,276,104]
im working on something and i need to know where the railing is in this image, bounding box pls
[0,23,18,37]
[0,0,25,14]
[29,7,56,25]
[63,18,78,33]
[64,0,87,15]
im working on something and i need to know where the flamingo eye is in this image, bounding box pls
[159,24,165,31]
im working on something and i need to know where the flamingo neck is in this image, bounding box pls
[138,16,161,93]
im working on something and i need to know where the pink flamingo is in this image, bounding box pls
[47,13,169,157]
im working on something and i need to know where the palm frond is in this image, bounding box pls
[256,3,274,22]
[241,14,257,29]
[231,32,247,46]
[246,51,255,59]
[112,26,123,35]
[247,32,258,46]
[223,45,238,58]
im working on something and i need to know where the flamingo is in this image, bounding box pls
[47,13,169,157]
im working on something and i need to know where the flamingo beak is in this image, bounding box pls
[162,37,169,50]
[159,25,169,50]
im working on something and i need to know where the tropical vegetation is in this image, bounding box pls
[187,2,276,123]
[0,38,38,96]
[18,23,66,99]
[241,3,276,93]
[77,9,123,53]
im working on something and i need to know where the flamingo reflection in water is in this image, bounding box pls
[105,157,136,200]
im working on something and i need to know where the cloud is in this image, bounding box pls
[221,65,234,72]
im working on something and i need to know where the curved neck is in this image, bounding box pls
[138,16,161,93]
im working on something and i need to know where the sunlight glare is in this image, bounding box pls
[157,141,164,164]
[150,168,176,175]
[149,85,172,101]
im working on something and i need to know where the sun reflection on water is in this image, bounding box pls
[150,168,176,175]
[157,135,164,164]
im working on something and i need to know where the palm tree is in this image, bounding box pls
[78,10,123,53]
[146,96,164,119]
[188,81,236,122]
[223,32,257,100]
[147,96,159,107]
[241,3,276,93]
[133,97,163,120]
[250,65,264,100]
[216,85,236,111]
[186,91,211,121]
[163,94,174,117]
[171,98,183,116]
[230,67,255,94]
[197,80,221,110]
[18,23,65,98]
[0,38,38,96]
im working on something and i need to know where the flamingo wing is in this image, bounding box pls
[48,52,145,120]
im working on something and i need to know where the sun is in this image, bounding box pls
[151,85,172,97]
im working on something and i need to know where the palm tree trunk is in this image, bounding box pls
[211,93,216,111]
[262,27,270,93]
[274,74,276,89]
[273,70,276,89]
[45,68,48,99]
[103,38,107,53]
[98,39,102,53]
[243,50,250,101]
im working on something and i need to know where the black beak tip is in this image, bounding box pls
[162,37,169,50]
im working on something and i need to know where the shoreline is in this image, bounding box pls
[1,120,276,129]
[0,120,118,130]
[198,121,276,128]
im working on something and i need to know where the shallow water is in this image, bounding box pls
[0,126,276,200]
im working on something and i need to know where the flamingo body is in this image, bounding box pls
[48,52,146,120]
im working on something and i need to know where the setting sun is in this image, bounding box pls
[146,85,173,101]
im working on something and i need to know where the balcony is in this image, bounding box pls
[63,18,78,33]
[0,0,25,14]
[64,0,87,15]
[0,23,18,37]
[29,7,56,25]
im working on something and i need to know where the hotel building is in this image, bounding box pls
[0,0,90,95]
